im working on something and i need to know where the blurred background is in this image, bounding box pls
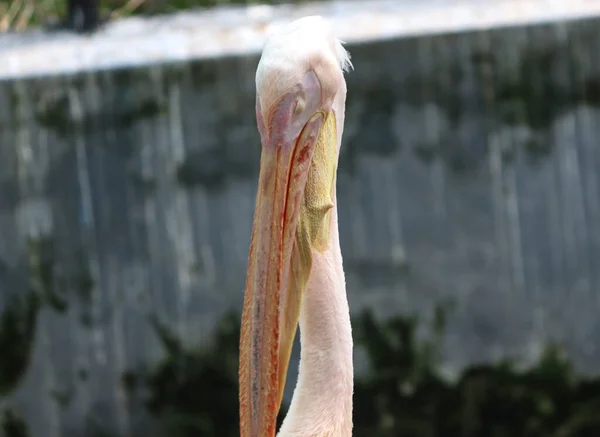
[0,0,312,31]
[1,0,600,436]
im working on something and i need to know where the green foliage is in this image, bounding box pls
[116,306,599,437]
[143,313,241,437]
[0,409,29,437]
[0,292,40,397]
[1,295,598,436]
[120,312,288,437]
[0,0,315,30]
[353,309,600,437]
[0,236,95,437]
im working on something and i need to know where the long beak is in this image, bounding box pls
[239,109,339,437]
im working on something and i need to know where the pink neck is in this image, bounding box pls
[278,206,354,436]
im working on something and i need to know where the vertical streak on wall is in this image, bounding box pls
[137,69,165,362]
[385,158,405,265]
[67,81,114,431]
[13,78,61,437]
[485,38,512,304]
[569,23,600,360]
[498,76,526,308]
[345,148,369,261]
[436,32,459,249]
[527,23,568,334]
[421,34,448,226]
[555,23,594,344]
[501,30,525,306]
[164,70,198,341]
[178,65,218,325]
[63,76,93,434]
[31,81,61,434]
[497,28,527,308]
[569,24,600,311]
[91,69,132,437]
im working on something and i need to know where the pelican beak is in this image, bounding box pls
[239,99,339,437]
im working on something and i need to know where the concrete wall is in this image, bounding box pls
[2,1,600,436]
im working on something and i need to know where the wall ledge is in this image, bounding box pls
[1,0,600,81]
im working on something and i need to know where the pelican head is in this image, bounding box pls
[239,16,352,437]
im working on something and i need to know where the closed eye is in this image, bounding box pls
[294,95,305,116]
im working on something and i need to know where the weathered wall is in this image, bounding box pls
[1,10,600,437]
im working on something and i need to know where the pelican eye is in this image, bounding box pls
[294,95,306,116]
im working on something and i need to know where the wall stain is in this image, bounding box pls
[188,62,219,90]
[0,237,95,402]
[26,237,65,313]
[341,85,399,174]
[176,116,259,190]
[0,291,40,397]
[0,409,30,437]
[35,86,164,138]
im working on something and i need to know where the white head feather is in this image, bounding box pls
[255,16,352,120]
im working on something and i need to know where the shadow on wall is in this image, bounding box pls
[1,290,599,437]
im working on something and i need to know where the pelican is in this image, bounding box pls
[239,16,354,437]
[239,17,354,437]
